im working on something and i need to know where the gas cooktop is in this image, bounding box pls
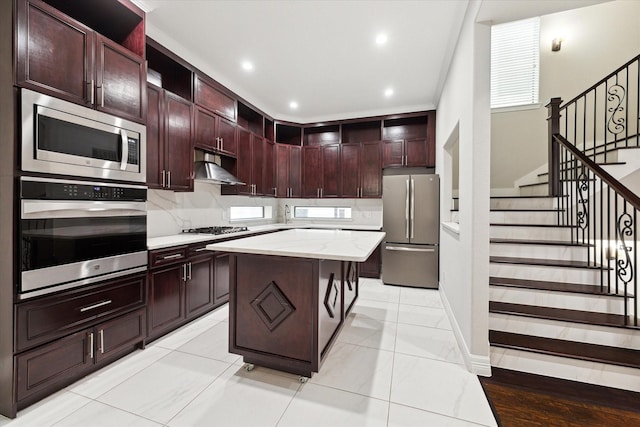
[182,226,248,235]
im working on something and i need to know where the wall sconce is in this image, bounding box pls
[551,38,562,52]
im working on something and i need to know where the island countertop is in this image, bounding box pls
[206,228,385,262]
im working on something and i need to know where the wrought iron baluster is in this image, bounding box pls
[616,202,634,325]
[634,208,638,326]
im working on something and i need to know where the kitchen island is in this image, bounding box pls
[206,229,385,378]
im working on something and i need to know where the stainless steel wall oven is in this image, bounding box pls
[19,177,148,299]
[21,88,146,183]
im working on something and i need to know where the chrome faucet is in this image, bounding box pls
[284,204,291,224]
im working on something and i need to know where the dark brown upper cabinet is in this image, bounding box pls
[275,144,301,198]
[276,123,303,146]
[194,73,236,122]
[382,113,435,168]
[303,125,340,146]
[302,144,340,198]
[194,106,237,157]
[341,141,382,198]
[16,0,146,123]
[302,146,322,198]
[147,84,193,191]
[263,139,276,197]
[221,129,271,196]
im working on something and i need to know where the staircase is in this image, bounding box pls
[453,192,640,392]
[466,53,640,392]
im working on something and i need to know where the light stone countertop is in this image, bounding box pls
[147,223,382,250]
[205,228,386,262]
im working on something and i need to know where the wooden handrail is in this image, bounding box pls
[559,53,640,109]
[554,134,640,211]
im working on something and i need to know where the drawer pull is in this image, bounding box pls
[162,253,183,260]
[194,247,208,252]
[88,332,94,359]
[80,300,112,312]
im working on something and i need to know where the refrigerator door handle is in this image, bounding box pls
[405,179,410,239]
[410,178,415,239]
[385,245,436,253]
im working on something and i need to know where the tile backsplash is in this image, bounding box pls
[147,182,382,237]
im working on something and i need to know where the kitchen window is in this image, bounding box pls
[229,206,269,221]
[293,207,352,219]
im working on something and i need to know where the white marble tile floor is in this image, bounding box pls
[0,279,497,427]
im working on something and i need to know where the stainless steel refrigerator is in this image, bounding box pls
[382,174,439,288]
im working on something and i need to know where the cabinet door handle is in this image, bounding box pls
[162,253,183,260]
[182,263,187,282]
[320,188,323,198]
[220,137,223,149]
[88,332,94,359]
[99,86,105,107]
[89,79,95,105]
[187,262,192,280]
[167,171,171,188]
[99,329,105,354]
[161,170,166,188]
[80,300,112,312]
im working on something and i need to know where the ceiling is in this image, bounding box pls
[136,0,609,124]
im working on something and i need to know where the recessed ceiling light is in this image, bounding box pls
[241,61,254,71]
[376,33,388,45]
[289,101,298,109]
[384,88,394,97]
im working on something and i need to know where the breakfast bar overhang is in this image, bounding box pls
[207,229,385,378]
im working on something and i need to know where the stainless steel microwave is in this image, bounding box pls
[21,88,147,183]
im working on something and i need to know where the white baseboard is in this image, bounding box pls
[439,285,492,377]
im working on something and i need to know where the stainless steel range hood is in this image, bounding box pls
[194,151,244,185]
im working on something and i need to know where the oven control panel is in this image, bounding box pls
[21,178,147,201]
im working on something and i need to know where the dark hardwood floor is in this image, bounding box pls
[480,368,640,427]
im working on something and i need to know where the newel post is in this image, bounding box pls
[546,97,562,197]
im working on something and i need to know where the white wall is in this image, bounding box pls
[147,183,278,237]
[436,0,492,375]
[147,182,382,237]
[491,0,640,190]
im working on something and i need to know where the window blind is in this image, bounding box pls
[491,17,540,109]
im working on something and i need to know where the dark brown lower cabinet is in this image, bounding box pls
[186,254,216,318]
[13,274,147,411]
[213,252,231,305]
[229,254,357,377]
[360,244,381,278]
[94,308,147,364]
[148,264,185,338]
[147,243,230,341]
[15,307,146,408]
[16,328,93,404]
